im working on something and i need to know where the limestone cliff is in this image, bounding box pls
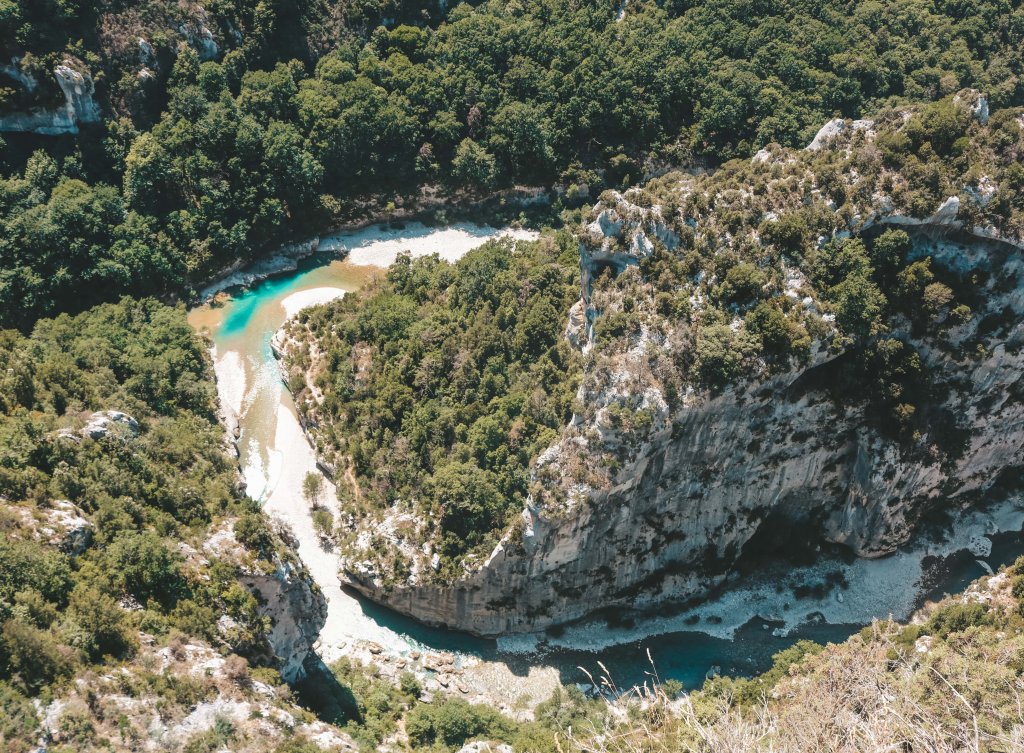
[201,522,328,683]
[311,96,1024,635]
[0,60,100,135]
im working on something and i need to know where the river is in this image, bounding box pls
[188,221,1024,702]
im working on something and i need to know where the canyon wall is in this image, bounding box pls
[0,61,100,135]
[341,217,1024,635]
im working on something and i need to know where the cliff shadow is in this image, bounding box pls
[294,655,361,726]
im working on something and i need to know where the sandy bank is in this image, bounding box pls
[323,223,539,267]
[280,287,346,319]
[211,347,245,434]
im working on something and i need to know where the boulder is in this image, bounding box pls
[83,411,140,440]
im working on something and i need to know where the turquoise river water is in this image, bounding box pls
[188,222,1024,693]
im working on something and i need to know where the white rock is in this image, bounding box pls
[806,119,846,150]
[82,410,140,440]
[0,61,100,135]
[966,533,992,558]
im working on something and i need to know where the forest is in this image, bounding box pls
[283,95,1024,583]
[280,234,583,576]
[0,299,290,724]
[2,0,1024,749]
[1,0,1023,326]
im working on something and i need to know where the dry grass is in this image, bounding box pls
[564,587,1024,753]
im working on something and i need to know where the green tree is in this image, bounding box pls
[451,138,496,191]
[695,324,741,390]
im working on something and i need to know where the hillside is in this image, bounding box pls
[3,0,1024,751]
[2,0,1024,327]
[277,93,1024,634]
[0,299,346,752]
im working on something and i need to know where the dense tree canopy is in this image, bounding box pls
[280,235,582,575]
[0,299,274,697]
[1,0,1023,326]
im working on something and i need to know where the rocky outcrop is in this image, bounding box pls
[198,239,321,302]
[42,500,94,556]
[179,9,220,61]
[35,638,355,752]
[9,500,94,557]
[338,98,1024,636]
[202,523,327,683]
[82,410,140,439]
[805,117,873,150]
[0,60,100,135]
[240,560,327,683]
[342,222,1024,635]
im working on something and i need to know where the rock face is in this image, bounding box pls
[327,98,1024,636]
[0,61,100,135]
[343,220,1024,635]
[240,560,327,683]
[202,523,328,683]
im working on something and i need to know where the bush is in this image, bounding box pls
[695,324,741,390]
[311,508,334,540]
[0,618,75,691]
[105,532,184,609]
[717,262,767,305]
[65,585,136,661]
[405,698,511,749]
[234,514,273,553]
[0,680,41,752]
[926,603,991,639]
[398,671,421,699]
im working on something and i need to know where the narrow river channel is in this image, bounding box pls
[188,221,1024,699]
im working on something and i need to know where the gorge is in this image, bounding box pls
[192,208,1024,693]
[4,0,1024,747]
[267,99,1024,660]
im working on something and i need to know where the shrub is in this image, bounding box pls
[694,324,741,390]
[234,514,273,553]
[65,585,136,661]
[0,618,75,691]
[926,603,991,639]
[311,508,334,540]
[405,698,511,749]
[105,532,185,609]
[717,262,768,305]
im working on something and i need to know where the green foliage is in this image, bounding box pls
[451,138,497,192]
[926,602,991,639]
[235,513,273,552]
[813,238,887,344]
[105,532,184,609]
[0,617,74,692]
[316,657,420,746]
[703,639,824,708]
[290,236,581,575]
[0,679,39,752]
[745,301,810,362]
[0,538,72,606]
[0,298,270,699]
[695,324,742,390]
[405,697,511,750]
[716,262,767,305]
[870,229,912,276]
[1,0,1022,327]
[863,338,925,438]
[65,584,135,661]
[533,684,598,732]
